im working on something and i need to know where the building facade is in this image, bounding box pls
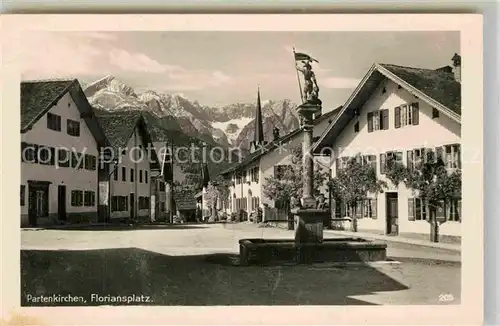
[20,79,108,227]
[221,89,340,221]
[314,55,462,238]
[96,111,161,222]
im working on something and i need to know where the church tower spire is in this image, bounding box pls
[250,87,266,153]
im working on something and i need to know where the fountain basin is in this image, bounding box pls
[239,237,387,266]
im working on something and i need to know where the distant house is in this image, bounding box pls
[313,54,462,238]
[220,88,341,222]
[173,188,198,222]
[95,110,161,222]
[20,79,108,227]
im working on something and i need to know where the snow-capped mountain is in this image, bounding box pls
[83,76,300,150]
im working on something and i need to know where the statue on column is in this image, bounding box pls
[296,60,322,106]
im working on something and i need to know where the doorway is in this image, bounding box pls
[28,181,50,227]
[385,192,399,235]
[58,185,67,221]
[130,193,135,220]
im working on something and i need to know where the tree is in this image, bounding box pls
[262,145,330,213]
[327,154,387,231]
[385,150,461,242]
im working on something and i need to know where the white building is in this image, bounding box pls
[220,89,341,222]
[95,111,161,222]
[313,54,462,240]
[20,79,108,227]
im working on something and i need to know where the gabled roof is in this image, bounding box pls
[94,109,160,170]
[21,79,109,148]
[219,106,342,176]
[313,62,461,153]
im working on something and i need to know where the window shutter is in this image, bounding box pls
[371,199,377,219]
[273,166,278,179]
[367,112,373,132]
[408,198,415,221]
[406,150,413,170]
[395,106,401,128]
[335,158,340,173]
[412,103,420,125]
[382,109,389,130]
[379,153,386,174]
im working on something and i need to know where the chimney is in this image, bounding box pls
[273,127,280,141]
[452,53,461,83]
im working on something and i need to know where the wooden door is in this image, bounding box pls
[386,193,399,235]
[58,185,67,221]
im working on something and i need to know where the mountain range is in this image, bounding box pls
[83,75,301,151]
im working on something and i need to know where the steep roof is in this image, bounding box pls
[95,110,142,151]
[21,79,76,131]
[94,109,160,169]
[20,79,109,148]
[380,63,461,115]
[313,62,461,153]
[220,106,342,176]
[173,189,197,211]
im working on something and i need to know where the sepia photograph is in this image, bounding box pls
[1,14,483,325]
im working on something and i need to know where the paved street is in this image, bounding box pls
[21,223,461,306]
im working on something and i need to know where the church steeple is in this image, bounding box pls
[250,87,266,153]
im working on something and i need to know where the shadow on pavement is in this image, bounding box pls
[21,247,409,306]
[35,224,209,231]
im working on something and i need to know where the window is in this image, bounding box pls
[84,154,97,171]
[235,172,241,185]
[354,121,360,133]
[71,151,84,169]
[145,171,148,184]
[395,103,420,128]
[159,182,166,192]
[367,109,389,132]
[250,166,259,183]
[21,142,37,163]
[336,157,350,172]
[130,168,135,182]
[38,146,52,165]
[111,196,128,212]
[446,198,461,222]
[20,185,25,206]
[139,170,143,183]
[380,151,402,174]
[362,199,377,219]
[47,113,61,131]
[443,144,461,169]
[67,119,80,137]
[362,155,377,171]
[113,165,119,181]
[432,108,440,119]
[122,167,126,181]
[84,191,96,207]
[57,149,70,167]
[138,196,151,210]
[407,148,426,171]
[71,190,84,206]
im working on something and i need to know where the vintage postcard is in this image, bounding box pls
[1,14,483,325]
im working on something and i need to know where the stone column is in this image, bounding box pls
[301,112,316,209]
[292,103,330,263]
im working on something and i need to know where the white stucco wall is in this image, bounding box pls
[21,92,99,225]
[109,127,152,219]
[327,78,461,236]
[227,117,333,216]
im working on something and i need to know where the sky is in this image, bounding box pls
[13,31,459,110]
